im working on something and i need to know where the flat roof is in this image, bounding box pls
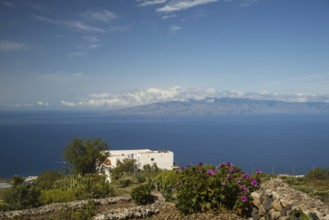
[103,149,172,156]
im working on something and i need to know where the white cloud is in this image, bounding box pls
[0,40,25,52]
[75,87,329,108]
[33,15,106,32]
[60,101,77,107]
[162,14,176,19]
[86,10,117,22]
[37,101,49,107]
[156,0,219,13]
[138,0,168,6]
[65,21,106,32]
[4,101,50,108]
[170,25,182,31]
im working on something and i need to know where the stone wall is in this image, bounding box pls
[92,192,165,220]
[251,178,329,220]
[0,196,131,219]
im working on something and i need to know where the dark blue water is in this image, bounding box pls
[0,111,328,178]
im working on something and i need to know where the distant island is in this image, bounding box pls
[109,98,329,116]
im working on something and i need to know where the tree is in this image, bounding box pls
[110,158,136,181]
[64,137,109,175]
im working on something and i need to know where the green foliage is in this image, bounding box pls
[1,176,41,210]
[142,163,160,172]
[110,158,136,181]
[175,162,261,216]
[58,201,96,220]
[64,137,109,175]
[290,210,312,220]
[305,167,329,180]
[36,171,63,190]
[73,174,115,199]
[40,189,76,204]
[136,163,162,184]
[0,199,9,211]
[153,170,179,201]
[131,184,154,205]
[35,173,115,206]
[12,175,24,186]
[118,177,133,188]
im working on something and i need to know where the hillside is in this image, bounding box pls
[109,98,329,116]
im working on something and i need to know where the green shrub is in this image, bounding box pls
[58,201,96,220]
[0,200,9,211]
[36,171,63,190]
[118,178,133,188]
[52,174,115,200]
[175,162,260,216]
[1,179,41,210]
[40,189,76,204]
[131,184,154,205]
[306,168,329,180]
[74,174,115,199]
[154,170,179,201]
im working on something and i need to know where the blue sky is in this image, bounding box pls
[1,0,329,109]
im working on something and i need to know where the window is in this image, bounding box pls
[151,158,154,161]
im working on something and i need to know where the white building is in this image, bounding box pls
[100,149,175,181]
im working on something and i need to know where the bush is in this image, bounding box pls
[36,171,63,190]
[0,200,9,211]
[52,174,115,200]
[118,178,133,188]
[74,174,115,199]
[58,201,96,220]
[175,162,261,216]
[154,170,179,201]
[40,189,76,204]
[305,168,329,180]
[1,178,41,210]
[131,184,154,205]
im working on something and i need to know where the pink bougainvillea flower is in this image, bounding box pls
[226,162,232,166]
[241,195,248,203]
[226,174,232,179]
[240,185,249,192]
[229,167,234,173]
[207,169,216,176]
[242,173,249,179]
[251,179,258,186]
[221,181,226,186]
[236,178,241,183]
[256,169,262,174]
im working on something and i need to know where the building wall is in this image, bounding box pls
[101,149,174,182]
[135,151,174,170]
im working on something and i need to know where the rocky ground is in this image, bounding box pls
[2,178,329,220]
[0,193,245,220]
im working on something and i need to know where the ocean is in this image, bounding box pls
[0,111,328,178]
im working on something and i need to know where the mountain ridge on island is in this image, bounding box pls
[108,97,329,116]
